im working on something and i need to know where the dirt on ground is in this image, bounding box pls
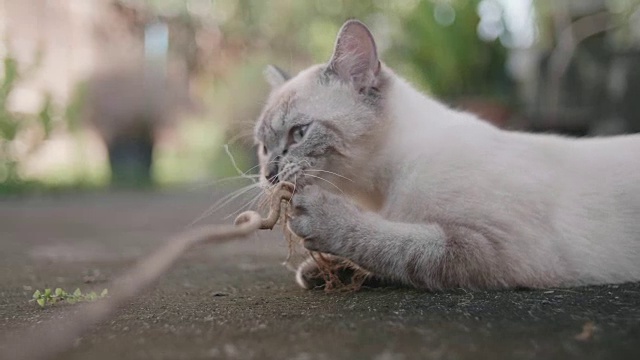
[0,189,639,360]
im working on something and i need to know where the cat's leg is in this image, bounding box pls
[288,185,506,289]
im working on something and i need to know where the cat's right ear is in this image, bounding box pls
[328,20,381,90]
[264,65,290,89]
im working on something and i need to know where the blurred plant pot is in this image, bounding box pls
[106,122,154,187]
[82,66,195,188]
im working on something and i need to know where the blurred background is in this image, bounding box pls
[1,0,639,194]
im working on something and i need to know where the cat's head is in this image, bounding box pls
[254,20,391,193]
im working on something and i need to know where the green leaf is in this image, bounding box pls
[2,57,19,95]
[54,288,63,296]
[0,115,20,140]
[38,94,54,137]
[67,298,76,304]
[64,82,87,132]
[73,288,82,297]
[100,289,109,297]
[36,298,45,307]
[44,288,52,297]
[32,290,41,299]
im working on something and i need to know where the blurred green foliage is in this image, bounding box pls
[168,0,514,182]
[8,1,640,193]
[391,0,510,98]
[4,0,518,193]
[0,52,56,192]
[143,0,511,97]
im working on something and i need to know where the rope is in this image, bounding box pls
[1,183,294,360]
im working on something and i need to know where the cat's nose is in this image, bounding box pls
[265,155,281,185]
[266,164,279,185]
[266,169,279,184]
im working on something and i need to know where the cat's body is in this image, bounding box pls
[255,20,640,290]
[379,76,640,288]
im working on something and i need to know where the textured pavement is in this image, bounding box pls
[0,189,639,360]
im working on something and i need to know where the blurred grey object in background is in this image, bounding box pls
[517,0,640,136]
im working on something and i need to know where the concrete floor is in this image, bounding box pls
[0,189,639,360]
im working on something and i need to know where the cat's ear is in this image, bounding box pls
[328,20,381,90]
[264,65,290,89]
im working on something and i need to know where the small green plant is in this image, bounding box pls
[31,288,108,308]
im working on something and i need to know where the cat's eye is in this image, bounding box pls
[289,124,309,144]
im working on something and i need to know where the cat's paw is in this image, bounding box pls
[288,185,359,255]
[295,256,329,290]
[295,255,369,290]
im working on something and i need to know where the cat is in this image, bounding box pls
[253,19,640,290]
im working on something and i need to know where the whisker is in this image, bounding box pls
[257,188,273,211]
[303,169,354,183]
[190,159,287,193]
[187,157,286,193]
[185,175,259,192]
[287,175,297,208]
[248,161,283,185]
[234,162,263,175]
[214,184,263,209]
[223,144,258,183]
[249,191,268,211]
[225,130,256,146]
[186,183,261,227]
[225,189,266,220]
[298,160,359,182]
[301,172,346,196]
[209,186,262,221]
[267,165,293,185]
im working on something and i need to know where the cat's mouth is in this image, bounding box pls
[265,162,314,189]
[263,160,340,192]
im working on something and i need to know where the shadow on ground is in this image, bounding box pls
[0,189,639,360]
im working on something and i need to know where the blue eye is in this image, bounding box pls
[290,124,309,144]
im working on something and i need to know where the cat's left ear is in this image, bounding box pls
[328,20,381,91]
[264,65,290,89]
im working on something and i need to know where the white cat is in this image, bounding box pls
[254,20,640,290]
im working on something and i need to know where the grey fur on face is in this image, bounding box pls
[255,61,386,188]
[255,21,389,190]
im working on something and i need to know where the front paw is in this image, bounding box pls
[295,255,370,290]
[287,185,358,254]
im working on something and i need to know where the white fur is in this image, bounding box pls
[373,75,640,286]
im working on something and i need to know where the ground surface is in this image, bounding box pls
[0,189,639,360]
